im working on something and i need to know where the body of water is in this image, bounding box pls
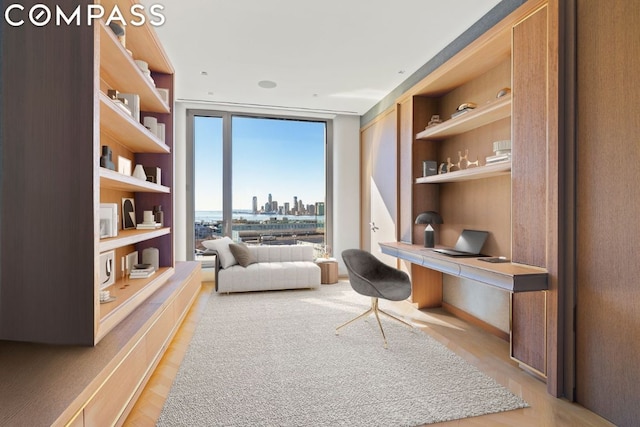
[196,210,322,223]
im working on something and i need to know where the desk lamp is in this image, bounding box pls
[415,211,443,248]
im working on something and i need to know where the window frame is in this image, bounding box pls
[186,109,333,260]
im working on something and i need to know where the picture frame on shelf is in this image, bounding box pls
[99,203,118,238]
[99,250,116,290]
[122,198,136,230]
[118,156,132,176]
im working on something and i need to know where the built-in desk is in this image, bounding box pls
[380,242,548,293]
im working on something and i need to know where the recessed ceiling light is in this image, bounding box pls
[398,70,406,74]
[201,71,208,76]
[258,80,277,89]
[207,91,214,96]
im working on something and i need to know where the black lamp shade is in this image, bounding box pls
[415,211,443,248]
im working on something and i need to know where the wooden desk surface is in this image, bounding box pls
[380,242,548,292]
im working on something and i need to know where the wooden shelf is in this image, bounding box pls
[99,0,174,74]
[99,20,170,114]
[100,167,170,193]
[97,266,174,342]
[99,92,170,154]
[416,94,511,140]
[99,227,171,253]
[416,161,511,183]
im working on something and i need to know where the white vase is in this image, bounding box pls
[133,164,146,180]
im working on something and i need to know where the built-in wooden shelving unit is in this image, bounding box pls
[416,161,511,184]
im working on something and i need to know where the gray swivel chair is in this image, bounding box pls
[336,249,413,347]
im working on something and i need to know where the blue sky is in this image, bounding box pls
[194,116,326,211]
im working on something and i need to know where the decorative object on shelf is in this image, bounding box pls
[136,210,161,230]
[439,157,454,174]
[451,102,478,119]
[143,210,154,224]
[107,89,132,115]
[118,93,140,122]
[142,247,160,271]
[144,166,161,184]
[100,145,115,171]
[143,116,158,136]
[157,88,170,105]
[126,251,138,275]
[129,263,156,279]
[496,87,511,98]
[415,211,443,248]
[153,205,164,226]
[157,123,166,143]
[122,198,136,229]
[135,60,155,87]
[456,149,480,169]
[486,140,512,164]
[117,156,132,176]
[426,114,442,128]
[132,164,147,180]
[99,203,118,238]
[108,22,126,48]
[422,160,438,177]
[99,250,116,289]
[99,289,115,304]
[458,149,480,170]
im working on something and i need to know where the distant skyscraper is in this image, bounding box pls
[268,193,272,205]
[293,196,298,214]
[252,196,258,213]
[284,202,290,215]
[316,202,325,216]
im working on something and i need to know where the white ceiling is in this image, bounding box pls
[145,0,502,116]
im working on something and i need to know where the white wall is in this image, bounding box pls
[172,102,360,275]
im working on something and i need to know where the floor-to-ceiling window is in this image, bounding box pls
[188,111,330,259]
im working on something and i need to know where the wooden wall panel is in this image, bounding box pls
[575,1,640,425]
[512,6,548,268]
[0,2,96,344]
[511,291,546,375]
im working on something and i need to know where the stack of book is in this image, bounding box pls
[129,264,155,279]
[136,221,161,230]
[486,139,512,164]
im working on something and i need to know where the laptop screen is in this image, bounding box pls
[454,230,489,254]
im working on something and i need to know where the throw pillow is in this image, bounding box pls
[202,237,238,269]
[228,243,256,268]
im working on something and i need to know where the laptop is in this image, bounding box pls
[432,229,489,257]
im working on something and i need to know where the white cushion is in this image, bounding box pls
[202,237,237,269]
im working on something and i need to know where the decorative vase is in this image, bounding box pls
[100,145,115,171]
[132,164,146,180]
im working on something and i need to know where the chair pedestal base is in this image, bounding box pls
[335,297,413,348]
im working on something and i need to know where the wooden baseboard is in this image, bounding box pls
[442,301,509,342]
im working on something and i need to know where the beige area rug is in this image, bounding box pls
[157,282,528,426]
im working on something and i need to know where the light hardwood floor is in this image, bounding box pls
[124,281,614,427]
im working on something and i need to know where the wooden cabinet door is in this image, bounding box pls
[575,2,640,425]
[360,108,398,265]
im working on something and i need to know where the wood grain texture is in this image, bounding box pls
[0,0,96,345]
[410,264,443,308]
[511,6,548,269]
[511,291,547,376]
[575,1,640,425]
